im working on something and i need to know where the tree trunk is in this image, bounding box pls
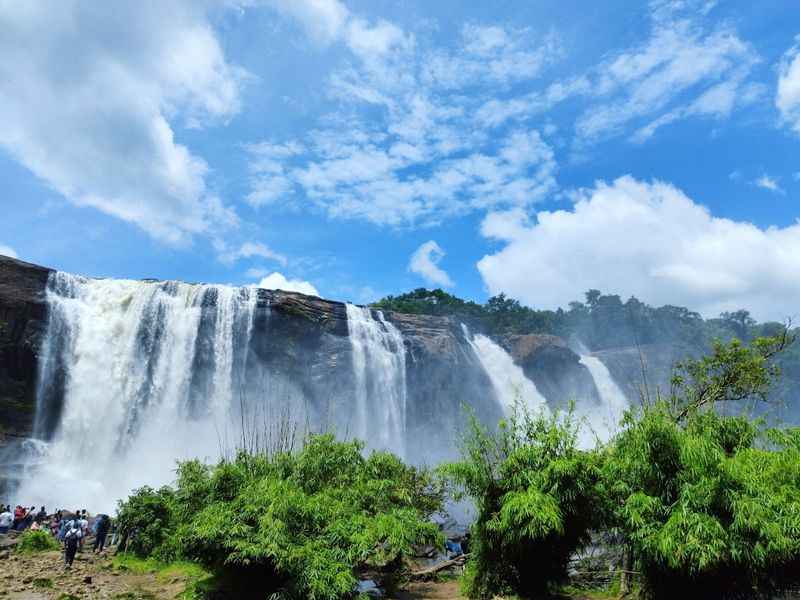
[619,544,633,597]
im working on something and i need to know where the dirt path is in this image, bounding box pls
[393,580,466,599]
[1,548,190,600]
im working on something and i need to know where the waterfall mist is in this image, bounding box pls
[14,274,417,512]
[578,354,629,442]
[345,304,408,457]
[19,273,261,511]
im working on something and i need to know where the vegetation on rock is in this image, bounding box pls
[444,332,800,599]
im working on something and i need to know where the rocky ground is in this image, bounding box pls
[0,548,191,599]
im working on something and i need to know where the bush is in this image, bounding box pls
[604,406,800,599]
[444,407,601,598]
[116,485,178,560]
[118,435,444,600]
[17,529,60,554]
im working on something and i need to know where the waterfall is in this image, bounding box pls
[18,272,258,511]
[461,325,549,417]
[577,354,629,442]
[345,304,407,457]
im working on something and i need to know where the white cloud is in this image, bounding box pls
[0,1,245,245]
[246,19,559,226]
[409,241,454,288]
[218,241,287,266]
[0,245,18,259]
[266,0,350,44]
[256,272,319,296]
[477,176,800,321]
[753,175,784,194]
[474,6,759,145]
[777,37,800,134]
[578,19,758,142]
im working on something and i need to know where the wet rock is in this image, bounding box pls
[500,333,601,409]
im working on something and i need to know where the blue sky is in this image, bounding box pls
[1,0,799,320]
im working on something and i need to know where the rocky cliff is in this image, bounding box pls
[0,256,52,444]
[0,256,625,463]
[500,334,601,409]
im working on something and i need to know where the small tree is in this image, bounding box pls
[444,407,601,598]
[604,332,800,599]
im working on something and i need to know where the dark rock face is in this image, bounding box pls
[0,257,501,465]
[0,256,52,444]
[500,334,601,408]
[386,312,501,463]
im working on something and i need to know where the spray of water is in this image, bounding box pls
[18,273,258,512]
[345,305,407,457]
[577,354,629,443]
[461,324,549,417]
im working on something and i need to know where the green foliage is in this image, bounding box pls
[668,333,788,420]
[117,435,444,600]
[444,407,601,598]
[604,406,800,599]
[112,554,214,600]
[16,529,60,554]
[116,485,179,560]
[598,335,800,599]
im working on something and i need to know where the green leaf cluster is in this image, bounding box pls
[448,333,800,599]
[117,434,444,600]
[16,529,60,554]
[606,406,800,599]
[443,407,601,598]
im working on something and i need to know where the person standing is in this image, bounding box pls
[63,518,82,569]
[77,511,89,551]
[93,515,110,553]
[0,507,12,534]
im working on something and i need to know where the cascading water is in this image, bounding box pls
[18,272,259,511]
[578,354,629,442]
[345,305,407,457]
[461,324,549,416]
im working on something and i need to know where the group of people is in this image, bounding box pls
[0,505,113,568]
[0,505,48,533]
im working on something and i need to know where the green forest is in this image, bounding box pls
[113,331,800,600]
[373,288,790,351]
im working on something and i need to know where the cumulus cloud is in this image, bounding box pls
[0,1,245,244]
[217,241,287,266]
[0,245,18,259]
[477,176,800,321]
[777,37,800,134]
[409,241,454,288]
[256,272,320,296]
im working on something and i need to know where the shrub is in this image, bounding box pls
[16,529,60,554]
[444,407,601,598]
[116,485,178,560]
[604,406,800,599]
[118,435,444,600]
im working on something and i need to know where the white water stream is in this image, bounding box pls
[345,305,407,457]
[19,273,258,512]
[577,354,629,443]
[461,324,549,417]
